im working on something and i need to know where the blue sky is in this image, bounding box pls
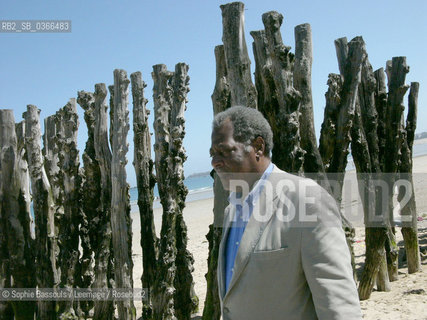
[1,0,426,187]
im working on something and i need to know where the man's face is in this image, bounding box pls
[210,119,257,190]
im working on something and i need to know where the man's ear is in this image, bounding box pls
[252,136,265,156]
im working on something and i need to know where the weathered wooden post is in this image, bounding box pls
[92,83,115,320]
[0,111,36,319]
[55,99,82,319]
[383,57,410,281]
[399,82,421,273]
[252,12,305,172]
[220,2,257,109]
[23,105,58,320]
[170,63,198,320]
[0,132,12,317]
[151,63,196,320]
[110,69,136,320]
[131,71,157,319]
[259,11,304,173]
[152,64,176,320]
[77,90,99,318]
[202,45,230,320]
[294,23,327,179]
[0,110,13,320]
[320,37,366,202]
[42,115,62,280]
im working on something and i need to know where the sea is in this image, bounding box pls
[129,174,214,211]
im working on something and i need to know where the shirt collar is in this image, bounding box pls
[228,162,274,207]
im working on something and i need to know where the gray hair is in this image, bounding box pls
[212,105,273,156]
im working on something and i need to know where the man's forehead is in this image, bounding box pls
[212,118,233,135]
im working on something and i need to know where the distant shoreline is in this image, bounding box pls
[186,171,211,179]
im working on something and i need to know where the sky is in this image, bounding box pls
[1,0,426,187]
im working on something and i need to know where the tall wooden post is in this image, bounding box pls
[23,105,58,320]
[220,2,257,109]
[77,90,99,318]
[151,63,196,320]
[42,115,62,283]
[152,64,176,320]
[93,83,114,320]
[202,45,230,320]
[171,63,198,320]
[55,99,82,319]
[0,111,36,319]
[324,37,365,201]
[111,69,136,320]
[251,10,306,174]
[383,57,410,281]
[131,71,157,320]
[398,82,421,273]
[294,23,327,179]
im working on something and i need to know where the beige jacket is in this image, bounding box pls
[218,165,362,320]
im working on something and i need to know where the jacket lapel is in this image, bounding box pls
[218,205,235,299]
[223,182,276,301]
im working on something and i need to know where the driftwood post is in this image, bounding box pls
[77,90,99,318]
[399,82,421,273]
[0,110,14,320]
[0,145,13,320]
[320,37,366,202]
[42,115,62,284]
[23,105,58,320]
[202,45,230,320]
[92,83,114,319]
[383,57,410,281]
[131,71,157,319]
[373,67,393,290]
[111,69,136,320]
[0,111,36,320]
[55,99,82,319]
[259,11,304,173]
[294,23,327,179]
[152,64,176,320]
[152,63,196,320]
[170,63,198,319]
[220,2,257,109]
[251,11,305,173]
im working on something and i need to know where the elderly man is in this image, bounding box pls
[210,106,361,319]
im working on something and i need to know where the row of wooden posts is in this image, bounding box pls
[0,1,422,320]
[0,64,198,320]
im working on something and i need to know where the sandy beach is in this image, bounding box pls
[131,154,427,319]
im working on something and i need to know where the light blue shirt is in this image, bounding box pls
[224,162,274,293]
